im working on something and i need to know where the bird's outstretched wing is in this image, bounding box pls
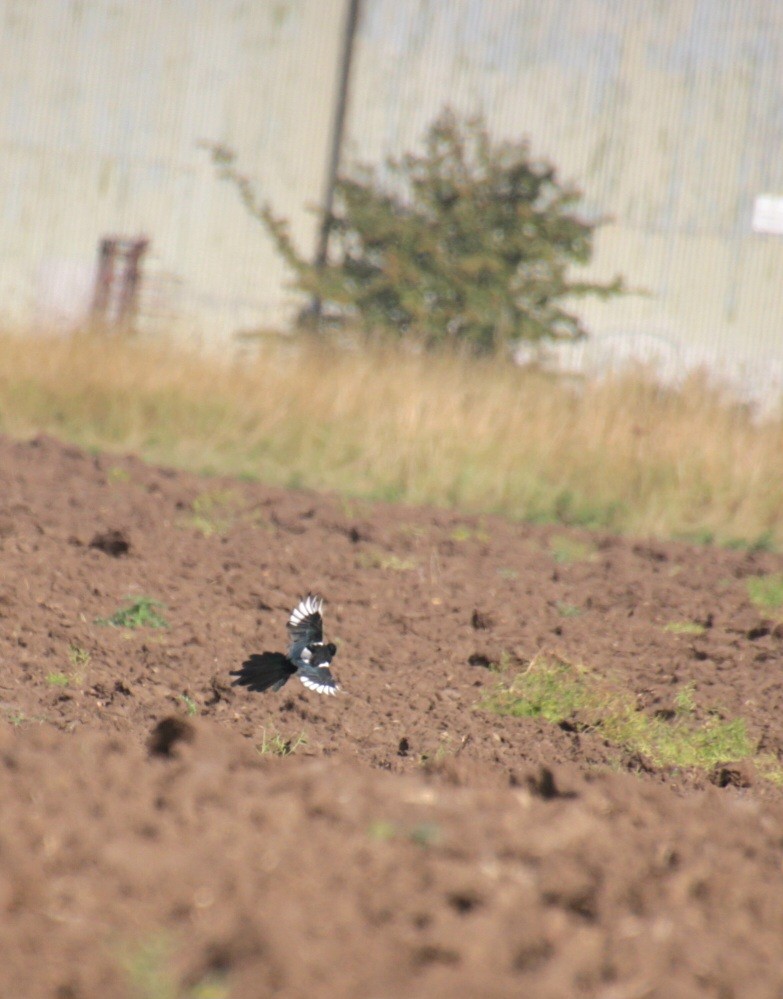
[230,652,295,693]
[287,594,324,660]
[297,663,339,696]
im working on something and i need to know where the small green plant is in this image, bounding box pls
[368,819,398,842]
[189,978,229,999]
[339,497,374,519]
[66,644,91,684]
[67,644,91,668]
[496,567,519,580]
[664,621,706,636]
[409,823,441,848]
[756,756,783,787]
[357,550,417,572]
[549,534,597,564]
[450,524,489,542]
[555,601,582,618]
[484,656,765,774]
[675,528,715,546]
[121,935,175,999]
[119,934,228,999]
[418,731,461,766]
[2,707,45,727]
[256,729,308,757]
[746,573,783,613]
[725,531,776,554]
[97,597,168,630]
[178,489,239,537]
[398,523,429,539]
[367,819,441,848]
[180,694,198,717]
[107,465,131,484]
[46,672,70,687]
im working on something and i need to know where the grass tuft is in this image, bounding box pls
[121,935,175,999]
[46,672,70,687]
[97,597,168,630]
[66,644,91,685]
[368,819,398,842]
[255,729,308,757]
[178,489,241,537]
[367,819,441,847]
[119,933,228,999]
[746,573,783,613]
[450,523,489,542]
[67,644,91,668]
[409,822,442,847]
[550,534,597,564]
[107,465,131,484]
[555,601,583,618]
[357,550,417,572]
[179,694,198,717]
[664,621,707,636]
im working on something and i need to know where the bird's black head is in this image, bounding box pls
[308,642,338,669]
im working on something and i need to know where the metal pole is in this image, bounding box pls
[310,0,362,323]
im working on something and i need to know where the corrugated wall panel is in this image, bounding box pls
[347,0,783,373]
[0,0,348,338]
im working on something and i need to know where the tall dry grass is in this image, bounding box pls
[0,330,780,547]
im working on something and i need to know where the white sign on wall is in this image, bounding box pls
[752,194,783,235]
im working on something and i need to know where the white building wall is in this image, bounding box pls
[0,0,348,340]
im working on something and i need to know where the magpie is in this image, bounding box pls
[230,594,340,696]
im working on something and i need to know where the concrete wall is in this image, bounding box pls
[1,0,782,393]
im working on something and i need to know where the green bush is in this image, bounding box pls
[208,109,624,353]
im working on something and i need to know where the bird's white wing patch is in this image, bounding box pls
[299,674,339,696]
[289,594,323,627]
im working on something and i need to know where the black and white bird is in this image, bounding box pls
[230,594,340,697]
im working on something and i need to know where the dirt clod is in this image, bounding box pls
[89,528,131,556]
[148,715,196,757]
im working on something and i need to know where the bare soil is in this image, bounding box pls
[1,433,783,998]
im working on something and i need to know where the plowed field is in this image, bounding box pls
[1,434,783,998]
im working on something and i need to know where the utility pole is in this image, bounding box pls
[310,0,362,324]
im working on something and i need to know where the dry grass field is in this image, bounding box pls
[1,330,780,548]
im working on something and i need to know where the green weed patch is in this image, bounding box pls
[747,573,783,613]
[664,621,707,636]
[97,597,168,630]
[483,656,778,775]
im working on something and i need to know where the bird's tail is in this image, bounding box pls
[230,652,295,693]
